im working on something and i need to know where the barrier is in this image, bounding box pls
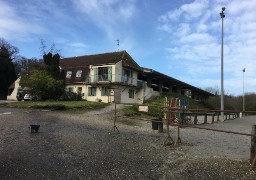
[110,101,256,169]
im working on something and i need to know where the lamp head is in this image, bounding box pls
[222,7,225,11]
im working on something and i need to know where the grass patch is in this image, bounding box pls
[122,92,210,117]
[122,105,140,116]
[5,101,108,111]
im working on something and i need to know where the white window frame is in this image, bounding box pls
[66,71,72,78]
[128,89,135,99]
[76,70,82,78]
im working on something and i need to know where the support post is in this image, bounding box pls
[164,98,174,146]
[110,103,120,133]
[175,126,182,145]
[250,125,256,165]
[158,117,163,133]
[194,113,198,124]
[204,114,207,124]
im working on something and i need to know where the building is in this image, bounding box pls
[139,67,212,101]
[7,77,20,100]
[60,51,213,104]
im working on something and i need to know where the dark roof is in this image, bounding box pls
[60,50,141,71]
[140,67,214,97]
[60,50,212,97]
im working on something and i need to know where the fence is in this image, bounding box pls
[109,102,256,169]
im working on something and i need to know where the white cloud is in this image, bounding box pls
[177,23,191,37]
[73,0,137,39]
[0,1,46,41]
[159,0,210,23]
[68,42,86,49]
[228,0,256,16]
[179,33,215,43]
[158,0,256,95]
[180,0,209,19]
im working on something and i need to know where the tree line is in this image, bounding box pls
[204,86,256,111]
[0,38,66,100]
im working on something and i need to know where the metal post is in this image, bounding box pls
[220,7,225,121]
[164,98,174,146]
[110,103,119,133]
[243,68,245,114]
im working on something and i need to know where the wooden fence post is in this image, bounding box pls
[204,114,207,124]
[194,113,198,124]
[211,114,215,123]
[250,125,256,168]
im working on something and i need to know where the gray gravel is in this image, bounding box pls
[0,105,256,179]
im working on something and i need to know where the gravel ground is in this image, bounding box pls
[0,104,256,179]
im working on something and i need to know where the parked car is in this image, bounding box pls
[24,93,39,101]
[23,93,32,101]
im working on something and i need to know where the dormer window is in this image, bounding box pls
[76,70,82,78]
[66,71,72,78]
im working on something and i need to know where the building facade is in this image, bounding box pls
[60,51,213,104]
[60,51,148,104]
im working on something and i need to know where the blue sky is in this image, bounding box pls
[1,0,255,96]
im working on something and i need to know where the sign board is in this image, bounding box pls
[138,106,148,112]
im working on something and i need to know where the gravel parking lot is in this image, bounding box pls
[0,104,256,179]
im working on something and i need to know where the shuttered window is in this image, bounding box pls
[108,66,112,81]
[88,87,97,96]
[93,68,98,82]
[101,87,111,96]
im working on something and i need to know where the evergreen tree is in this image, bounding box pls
[0,39,18,100]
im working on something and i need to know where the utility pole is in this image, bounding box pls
[243,68,245,113]
[220,7,225,121]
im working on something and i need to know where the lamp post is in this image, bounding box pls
[243,68,245,113]
[220,7,225,121]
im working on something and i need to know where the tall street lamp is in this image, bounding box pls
[243,68,245,113]
[220,7,225,121]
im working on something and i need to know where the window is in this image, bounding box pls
[76,70,82,78]
[77,87,82,95]
[66,87,74,97]
[68,87,73,93]
[122,69,133,84]
[66,71,72,78]
[101,87,110,96]
[88,87,97,96]
[98,67,108,81]
[94,66,112,82]
[129,89,135,99]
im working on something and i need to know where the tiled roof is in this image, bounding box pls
[60,50,141,71]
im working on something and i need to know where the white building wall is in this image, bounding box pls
[66,85,87,100]
[115,61,122,82]
[143,85,155,101]
[7,77,21,101]
[120,88,135,104]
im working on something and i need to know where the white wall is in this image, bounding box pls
[66,85,87,100]
[143,85,155,101]
[115,60,122,82]
[7,77,20,100]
